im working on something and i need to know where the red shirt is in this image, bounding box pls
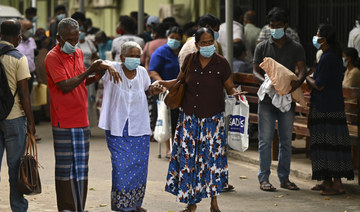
[45,44,89,128]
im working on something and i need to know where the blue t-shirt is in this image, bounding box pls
[311,49,345,112]
[98,39,112,60]
[149,44,180,80]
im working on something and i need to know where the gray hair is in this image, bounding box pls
[120,41,143,56]
[58,18,79,36]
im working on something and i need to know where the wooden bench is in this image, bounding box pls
[233,72,360,185]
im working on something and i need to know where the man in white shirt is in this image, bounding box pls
[112,16,145,61]
[218,6,244,58]
[348,15,360,57]
[178,14,222,67]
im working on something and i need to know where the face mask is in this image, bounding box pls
[343,58,348,67]
[312,36,322,49]
[270,28,285,39]
[79,32,86,41]
[150,33,154,39]
[57,13,66,21]
[23,29,33,39]
[124,57,140,71]
[31,16,38,23]
[167,38,181,49]
[214,31,219,40]
[60,37,78,54]
[199,44,216,58]
[356,20,360,28]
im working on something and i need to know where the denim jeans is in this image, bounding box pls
[0,116,28,212]
[257,101,295,184]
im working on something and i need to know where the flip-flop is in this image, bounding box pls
[320,189,346,196]
[260,182,276,192]
[222,184,235,192]
[280,181,300,190]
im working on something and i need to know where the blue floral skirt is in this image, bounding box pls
[105,121,150,211]
[165,111,228,205]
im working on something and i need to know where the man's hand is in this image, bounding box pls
[289,79,302,93]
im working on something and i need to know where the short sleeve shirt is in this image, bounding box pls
[149,43,180,80]
[254,37,305,72]
[182,52,232,118]
[253,37,305,103]
[0,41,31,120]
[98,62,151,137]
[45,44,88,128]
[16,37,37,72]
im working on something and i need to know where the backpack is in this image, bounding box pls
[0,44,17,120]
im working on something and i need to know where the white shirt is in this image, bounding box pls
[98,62,151,136]
[257,74,292,112]
[218,20,244,58]
[78,40,97,68]
[348,25,360,57]
[178,37,222,67]
[111,35,145,62]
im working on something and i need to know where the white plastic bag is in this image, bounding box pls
[225,95,249,152]
[154,92,170,143]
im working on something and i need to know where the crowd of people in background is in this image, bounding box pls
[1,3,359,212]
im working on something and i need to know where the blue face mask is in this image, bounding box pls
[57,13,66,21]
[199,44,216,58]
[214,31,219,40]
[60,37,78,54]
[79,32,86,41]
[312,36,322,49]
[270,28,285,39]
[124,57,140,71]
[167,38,181,49]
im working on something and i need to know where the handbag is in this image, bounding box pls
[154,92,171,143]
[164,53,194,109]
[18,134,42,195]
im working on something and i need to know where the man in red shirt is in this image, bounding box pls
[45,17,119,212]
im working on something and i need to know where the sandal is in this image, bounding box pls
[311,184,324,191]
[280,181,300,190]
[136,207,147,212]
[320,188,345,196]
[222,184,235,192]
[260,181,276,192]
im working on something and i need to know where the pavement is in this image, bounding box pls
[1,122,360,212]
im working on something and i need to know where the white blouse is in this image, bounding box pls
[98,62,151,136]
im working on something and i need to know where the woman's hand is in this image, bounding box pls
[107,65,121,84]
[231,90,248,100]
[150,81,166,95]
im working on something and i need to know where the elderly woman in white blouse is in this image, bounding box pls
[98,41,163,212]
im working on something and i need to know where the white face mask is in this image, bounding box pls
[356,20,360,28]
